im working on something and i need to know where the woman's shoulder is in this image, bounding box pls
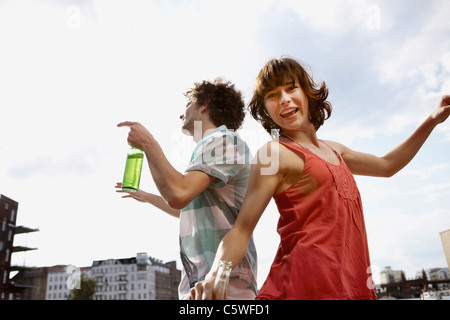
[254,140,305,176]
[322,140,346,155]
[256,140,296,159]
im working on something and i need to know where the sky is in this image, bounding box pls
[1,0,450,287]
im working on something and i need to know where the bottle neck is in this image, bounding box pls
[213,260,232,300]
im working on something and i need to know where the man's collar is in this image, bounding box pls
[201,124,227,140]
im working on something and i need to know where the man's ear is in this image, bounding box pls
[199,99,210,113]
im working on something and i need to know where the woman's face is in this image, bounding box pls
[263,80,312,134]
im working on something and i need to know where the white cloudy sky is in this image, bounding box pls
[1,0,450,287]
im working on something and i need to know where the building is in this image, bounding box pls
[91,252,180,300]
[440,229,450,270]
[428,268,450,281]
[0,194,38,300]
[379,266,405,284]
[46,265,91,300]
[11,267,49,300]
[10,253,181,300]
[1,193,181,300]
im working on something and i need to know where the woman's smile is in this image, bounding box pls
[280,107,299,118]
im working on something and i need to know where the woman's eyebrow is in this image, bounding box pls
[283,80,295,86]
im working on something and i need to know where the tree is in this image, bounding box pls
[68,273,97,300]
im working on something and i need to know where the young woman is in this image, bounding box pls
[190,57,450,300]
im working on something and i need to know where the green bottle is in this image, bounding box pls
[122,147,144,192]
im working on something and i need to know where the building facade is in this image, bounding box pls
[428,267,450,281]
[46,265,91,300]
[91,252,180,300]
[379,266,405,284]
[14,253,181,300]
[0,194,38,300]
[1,195,181,300]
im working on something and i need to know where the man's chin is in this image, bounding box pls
[181,128,193,136]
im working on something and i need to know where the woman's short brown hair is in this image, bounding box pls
[249,57,332,135]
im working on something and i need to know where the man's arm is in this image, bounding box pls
[117,121,214,209]
[328,95,450,177]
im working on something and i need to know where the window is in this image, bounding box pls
[10,209,15,222]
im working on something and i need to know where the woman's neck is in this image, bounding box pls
[280,129,320,148]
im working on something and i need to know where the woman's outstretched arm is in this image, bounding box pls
[329,95,450,177]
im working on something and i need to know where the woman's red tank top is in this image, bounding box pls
[256,141,377,300]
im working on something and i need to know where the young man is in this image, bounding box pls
[117,79,257,300]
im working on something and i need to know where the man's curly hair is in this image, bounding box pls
[184,78,246,130]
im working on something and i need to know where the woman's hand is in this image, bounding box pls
[430,95,450,125]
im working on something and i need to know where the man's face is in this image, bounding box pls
[180,99,202,136]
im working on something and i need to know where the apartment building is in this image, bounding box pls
[91,252,180,300]
[0,194,38,300]
[46,265,91,300]
[379,266,405,284]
